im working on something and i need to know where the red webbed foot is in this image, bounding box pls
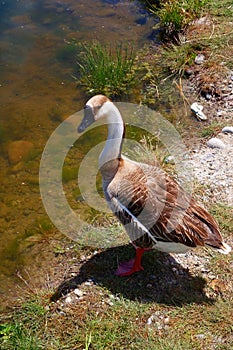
[115,247,151,277]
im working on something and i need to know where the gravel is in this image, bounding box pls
[183,69,233,206]
[187,130,233,205]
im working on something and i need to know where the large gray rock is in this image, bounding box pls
[206,137,226,149]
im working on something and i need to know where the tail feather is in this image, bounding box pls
[215,242,231,255]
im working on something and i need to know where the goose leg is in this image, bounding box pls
[115,247,150,276]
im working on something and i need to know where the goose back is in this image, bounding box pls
[105,157,225,253]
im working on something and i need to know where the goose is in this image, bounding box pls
[77,94,231,276]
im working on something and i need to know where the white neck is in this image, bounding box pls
[98,104,124,182]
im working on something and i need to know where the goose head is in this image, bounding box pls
[78,95,113,133]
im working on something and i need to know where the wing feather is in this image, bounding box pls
[105,158,224,250]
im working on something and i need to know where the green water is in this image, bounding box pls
[0,0,157,307]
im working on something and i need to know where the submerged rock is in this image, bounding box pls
[206,137,226,149]
[7,140,34,164]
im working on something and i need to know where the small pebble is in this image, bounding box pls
[65,296,72,304]
[73,288,83,297]
[58,310,66,316]
[217,110,224,116]
[222,126,233,134]
[194,16,208,25]
[195,54,205,65]
[164,155,175,164]
[206,138,226,149]
[84,281,92,286]
[205,93,212,100]
[196,334,205,339]
[147,315,154,325]
[185,68,194,77]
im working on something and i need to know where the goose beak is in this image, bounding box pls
[77,105,95,133]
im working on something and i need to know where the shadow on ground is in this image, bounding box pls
[51,244,214,306]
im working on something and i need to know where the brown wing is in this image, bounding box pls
[106,158,224,250]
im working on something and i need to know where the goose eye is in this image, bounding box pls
[94,105,101,114]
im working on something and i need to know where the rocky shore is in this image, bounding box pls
[188,127,233,205]
[184,66,233,206]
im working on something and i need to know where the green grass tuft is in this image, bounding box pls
[210,203,233,233]
[148,0,208,41]
[76,41,136,97]
[199,123,222,138]
[0,300,47,350]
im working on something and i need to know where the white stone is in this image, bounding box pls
[74,288,83,297]
[222,126,233,134]
[65,296,72,304]
[147,315,154,325]
[206,138,226,149]
[164,155,175,164]
[191,102,207,120]
[195,54,205,65]
[196,334,205,339]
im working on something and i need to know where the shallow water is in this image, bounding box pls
[0,0,157,306]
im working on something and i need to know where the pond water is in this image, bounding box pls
[0,0,158,307]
